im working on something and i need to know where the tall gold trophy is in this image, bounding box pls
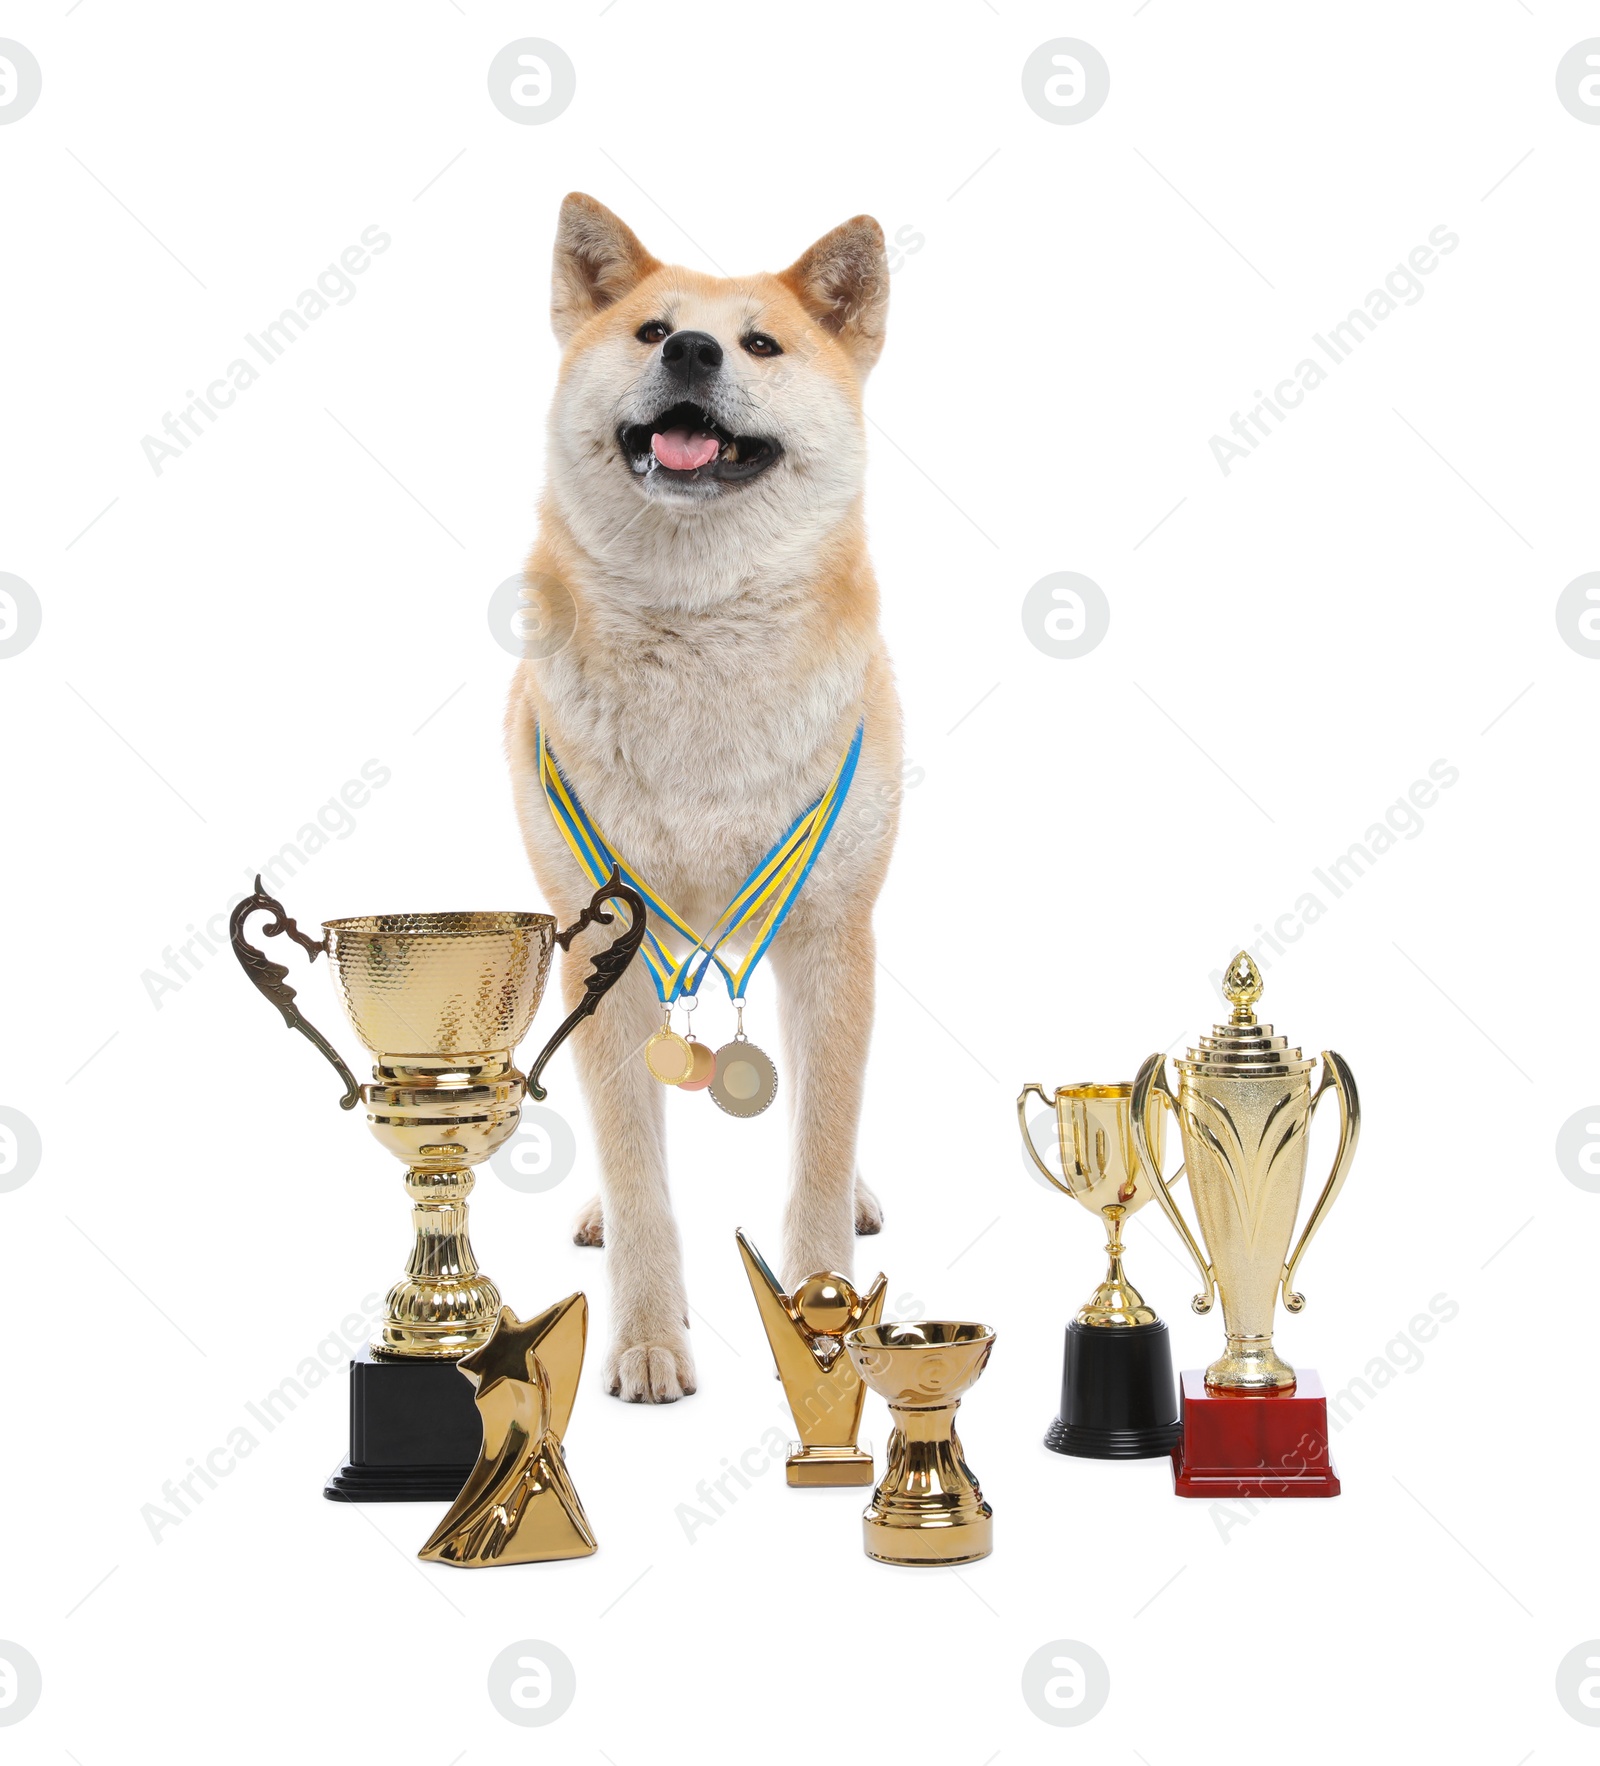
[230,869,643,1499]
[1016,1081,1183,1458]
[1131,952,1359,1495]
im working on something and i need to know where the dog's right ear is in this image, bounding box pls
[551,193,659,346]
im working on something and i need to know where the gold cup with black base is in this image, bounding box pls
[1017,1080,1183,1459]
[230,869,643,1500]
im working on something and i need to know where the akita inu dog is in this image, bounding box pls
[505,193,902,1402]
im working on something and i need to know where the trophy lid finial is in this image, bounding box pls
[1223,950,1264,1023]
[1181,953,1309,1078]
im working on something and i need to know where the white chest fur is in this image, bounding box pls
[534,588,874,925]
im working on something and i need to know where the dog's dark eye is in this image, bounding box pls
[636,320,671,345]
[742,332,782,358]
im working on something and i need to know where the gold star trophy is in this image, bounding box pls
[736,1230,886,1486]
[418,1293,598,1567]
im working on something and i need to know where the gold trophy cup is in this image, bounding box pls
[846,1321,995,1566]
[1017,1081,1169,1328]
[231,870,643,1362]
[1016,1082,1184,1457]
[1131,952,1360,1392]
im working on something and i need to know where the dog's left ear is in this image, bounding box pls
[551,192,660,345]
[779,216,889,376]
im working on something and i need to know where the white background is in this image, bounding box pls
[2,2,1596,1758]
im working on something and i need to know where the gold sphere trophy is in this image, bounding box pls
[735,1229,886,1486]
[845,1322,995,1565]
[1016,1081,1183,1458]
[418,1293,598,1567]
[1131,952,1360,1497]
[230,869,643,1500]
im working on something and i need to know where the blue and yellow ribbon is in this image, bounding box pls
[537,719,864,1005]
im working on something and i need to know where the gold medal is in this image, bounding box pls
[644,1026,695,1085]
[677,1039,717,1091]
[708,1038,778,1118]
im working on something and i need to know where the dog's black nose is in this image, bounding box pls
[660,329,723,387]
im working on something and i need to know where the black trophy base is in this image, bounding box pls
[1044,1318,1182,1461]
[323,1342,480,1502]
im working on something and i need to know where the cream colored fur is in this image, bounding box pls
[506,194,901,1402]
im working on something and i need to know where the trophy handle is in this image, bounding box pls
[1281,1049,1360,1313]
[229,876,362,1110]
[1131,1052,1214,1315]
[526,868,648,1102]
[1016,1083,1076,1198]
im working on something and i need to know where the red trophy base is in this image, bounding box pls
[1170,1369,1340,1498]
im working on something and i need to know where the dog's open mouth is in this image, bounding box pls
[618,402,782,486]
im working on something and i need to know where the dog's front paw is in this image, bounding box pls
[854,1174,884,1236]
[572,1193,605,1247]
[606,1333,697,1403]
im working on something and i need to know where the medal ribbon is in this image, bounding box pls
[537,719,864,1006]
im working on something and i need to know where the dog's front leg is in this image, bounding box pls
[772,912,877,1286]
[560,931,696,1402]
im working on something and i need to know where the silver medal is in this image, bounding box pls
[708,1039,778,1118]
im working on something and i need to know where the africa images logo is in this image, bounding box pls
[1209,226,1459,475]
[140,227,391,475]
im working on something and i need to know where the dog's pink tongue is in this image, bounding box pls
[652,427,720,471]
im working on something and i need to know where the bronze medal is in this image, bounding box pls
[708,1039,778,1118]
[677,1039,717,1091]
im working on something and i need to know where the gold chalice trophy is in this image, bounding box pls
[845,1321,995,1565]
[230,869,643,1500]
[1131,952,1360,1496]
[736,1230,886,1486]
[1016,1081,1183,1458]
